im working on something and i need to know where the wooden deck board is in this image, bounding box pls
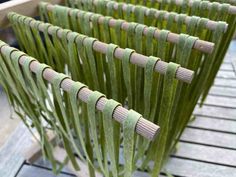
[217,70,236,79]
[220,63,234,71]
[17,164,74,177]
[164,157,236,177]
[188,116,236,134]
[34,158,74,174]
[201,95,236,108]
[209,86,236,97]
[214,78,236,87]
[0,123,33,177]
[173,142,236,167]
[180,128,236,149]
[194,105,236,120]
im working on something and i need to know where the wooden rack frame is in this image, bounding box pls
[0,0,64,28]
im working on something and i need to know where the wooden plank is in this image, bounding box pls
[17,164,73,177]
[34,158,73,174]
[0,91,20,147]
[24,130,56,164]
[133,171,151,177]
[214,78,236,87]
[230,41,236,75]
[188,116,236,134]
[224,53,233,62]
[220,63,234,71]
[52,146,103,177]
[34,158,166,177]
[0,0,64,28]
[209,86,236,97]
[194,105,236,120]
[226,40,236,58]
[164,157,236,177]
[216,70,236,79]
[223,61,232,64]
[0,123,33,177]
[133,171,166,177]
[173,142,236,167]
[202,95,236,108]
[180,128,236,149]
[34,154,166,177]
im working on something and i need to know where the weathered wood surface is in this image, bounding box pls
[173,142,236,167]
[0,89,20,147]
[181,128,236,149]
[214,78,236,87]
[220,63,234,71]
[217,70,236,79]
[0,0,64,28]
[188,116,236,134]
[201,95,236,108]
[209,86,236,97]
[227,40,236,71]
[164,157,236,177]
[194,105,236,120]
[0,123,33,177]
[17,164,74,177]
[35,157,73,174]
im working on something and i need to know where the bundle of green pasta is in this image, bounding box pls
[8,12,195,176]
[63,0,228,160]
[109,0,236,102]
[0,40,161,177]
[64,0,228,104]
[39,2,204,123]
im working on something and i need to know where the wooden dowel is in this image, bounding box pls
[0,44,160,141]
[0,0,64,28]
[10,13,194,83]
[88,0,228,32]
[157,0,236,15]
[45,3,215,54]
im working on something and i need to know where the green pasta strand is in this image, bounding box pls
[123,109,141,177]
[122,48,135,108]
[106,44,119,100]
[87,91,107,175]
[84,37,100,90]
[151,62,179,177]
[144,56,159,119]
[68,82,92,164]
[103,99,121,177]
